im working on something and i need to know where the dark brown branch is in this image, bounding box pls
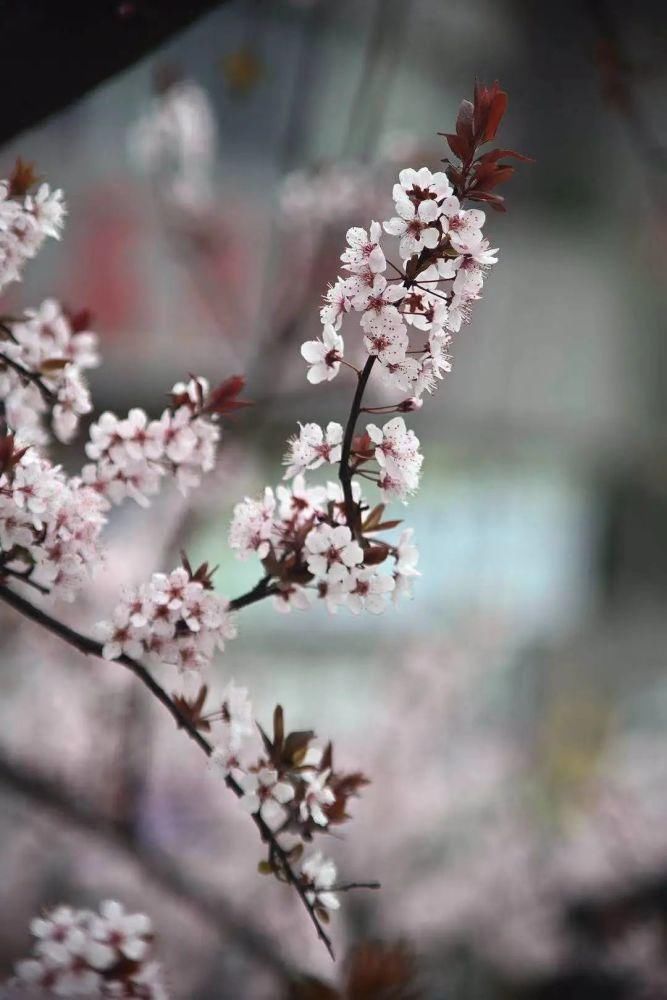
[339,356,376,530]
[0,580,335,959]
[0,567,50,595]
[0,351,57,405]
[0,749,293,980]
[228,575,277,611]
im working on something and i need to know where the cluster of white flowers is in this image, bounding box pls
[96,565,236,691]
[0,441,106,600]
[303,165,497,400]
[229,470,417,616]
[366,416,423,501]
[0,176,65,293]
[7,900,167,998]
[301,851,340,914]
[82,377,220,508]
[0,299,99,445]
[207,694,350,916]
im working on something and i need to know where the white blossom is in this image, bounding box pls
[283,421,343,479]
[300,769,336,826]
[305,523,364,580]
[340,221,386,274]
[239,768,295,830]
[8,900,167,997]
[96,568,236,688]
[383,196,443,259]
[301,324,343,384]
[301,852,340,912]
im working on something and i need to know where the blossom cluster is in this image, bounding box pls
[0,298,99,445]
[6,900,167,998]
[0,167,65,293]
[303,167,496,402]
[203,697,366,918]
[229,467,419,615]
[96,561,236,691]
[82,376,220,508]
[0,371,227,601]
[0,431,106,600]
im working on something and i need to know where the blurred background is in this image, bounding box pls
[1,1,667,996]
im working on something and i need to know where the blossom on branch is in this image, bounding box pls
[0,299,99,445]
[96,560,236,692]
[83,376,223,507]
[7,900,167,998]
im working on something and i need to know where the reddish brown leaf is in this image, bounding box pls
[283,730,316,764]
[466,190,507,211]
[368,519,403,534]
[363,543,390,567]
[443,132,469,162]
[204,374,253,416]
[476,147,534,166]
[273,704,285,752]
[344,941,421,999]
[473,80,508,143]
[8,157,40,197]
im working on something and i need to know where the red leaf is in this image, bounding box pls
[483,90,508,142]
[204,375,253,416]
[478,165,516,191]
[466,190,507,211]
[477,147,535,166]
[473,80,508,143]
[443,131,469,162]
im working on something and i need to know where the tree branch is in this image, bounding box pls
[0,351,57,405]
[339,356,376,530]
[0,580,336,959]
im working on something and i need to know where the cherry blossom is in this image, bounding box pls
[300,769,336,826]
[83,377,221,509]
[7,900,167,998]
[283,421,343,479]
[345,566,396,615]
[383,196,443,259]
[305,523,364,580]
[340,221,386,274]
[393,166,453,204]
[0,176,65,292]
[229,486,276,559]
[0,439,106,599]
[361,310,409,365]
[393,528,421,600]
[300,324,344,383]
[96,563,236,691]
[366,417,423,501]
[240,767,295,830]
[301,852,340,913]
[0,299,99,445]
[319,276,353,329]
